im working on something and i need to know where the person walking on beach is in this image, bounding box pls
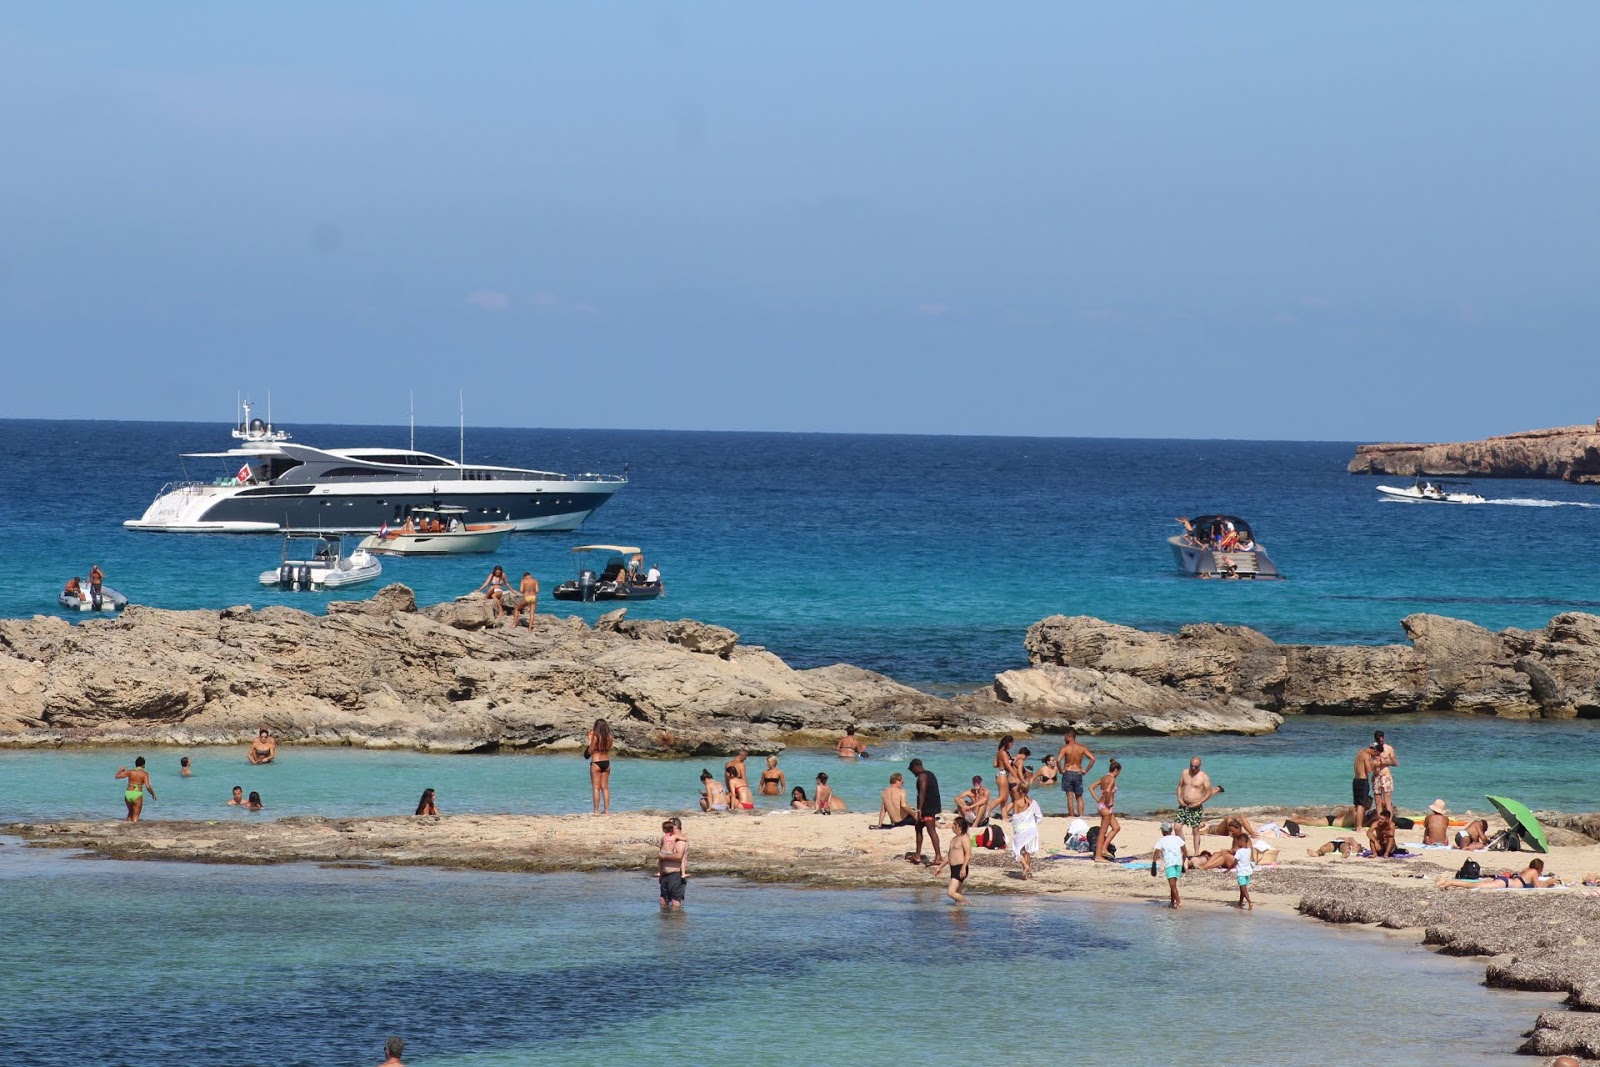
[1351,741,1376,830]
[586,718,613,814]
[657,818,688,908]
[993,735,1018,819]
[1176,757,1223,853]
[1153,820,1188,909]
[933,815,972,904]
[909,759,942,867]
[114,757,156,822]
[1233,834,1255,910]
[877,773,917,828]
[1055,730,1096,818]
[1090,760,1122,862]
[376,1035,407,1067]
[1370,730,1398,819]
[1010,783,1042,879]
[836,726,868,758]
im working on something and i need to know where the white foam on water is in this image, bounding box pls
[1485,497,1600,508]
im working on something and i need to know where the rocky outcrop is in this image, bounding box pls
[1013,612,1600,718]
[976,665,1282,735]
[1348,422,1600,483]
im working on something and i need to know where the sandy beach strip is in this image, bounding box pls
[9,809,1600,1061]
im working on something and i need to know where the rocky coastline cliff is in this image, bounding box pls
[3,587,1598,751]
[1348,421,1600,483]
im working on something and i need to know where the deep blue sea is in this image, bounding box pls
[5,418,1600,688]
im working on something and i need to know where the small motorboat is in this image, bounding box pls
[1376,479,1486,505]
[58,582,129,611]
[553,544,664,602]
[356,505,514,556]
[259,533,382,590]
[1170,515,1283,579]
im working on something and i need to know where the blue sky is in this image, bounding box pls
[2,4,1596,439]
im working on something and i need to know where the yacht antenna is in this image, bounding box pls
[267,391,272,433]
[458,390,465,478]
[409,390,415,452]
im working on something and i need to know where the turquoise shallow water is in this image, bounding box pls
[6,714,1597,823]
[0,845,1549,1066]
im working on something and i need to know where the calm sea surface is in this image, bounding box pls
[5,419,1600,687]
[0,846,1548,1067]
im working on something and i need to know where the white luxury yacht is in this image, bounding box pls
[125,403,626,533]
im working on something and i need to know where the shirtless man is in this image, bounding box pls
[1175,756,1223,852]
[228,786,246,806]
[377,1036,407,1067]
[114,756,157,822]
[877,772,917,828]
[933,815,972,904]
[1367,811,1397,858]
[1422,799,1450,846]
[909,759,941,867]
[1054,729,1096,818]
[1351,741,1377,830]
[247,729,277,765]
[88,564,105,608]
[723,749,749,787]
[510,572,539,628]
[954,775,992,827]
[657,819,688,908]
[1370,730,1398,819]
[836,726,868,759]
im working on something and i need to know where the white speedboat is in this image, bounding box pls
[259,533,382,590]
[553,545,665,601]
[356,505,513,556]
[58,583,129,611]
[127,401,626,534]
[1376,480,1486,505]
[1169,515,1283,579]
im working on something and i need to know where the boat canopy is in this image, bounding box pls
[571,544,641,554]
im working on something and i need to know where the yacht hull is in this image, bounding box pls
[1169,538,1282,579]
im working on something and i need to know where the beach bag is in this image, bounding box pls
[1487,829,1522,852]
[1064,818,1090,852]
[1455,859,1482,880]
[974,823,1007,850]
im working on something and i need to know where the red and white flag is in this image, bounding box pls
[237,463,253,483]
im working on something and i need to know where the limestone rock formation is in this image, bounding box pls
[1348,422,1600,483]
[1013,612,1600,718]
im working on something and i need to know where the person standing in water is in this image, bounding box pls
[657,818,688,909]
[586,719,613,814]
[180,756,192,778]
[115,757,156,822]
[415,789,439,816]
[376,1035,407,1067]
[836,726,869,758]
[933,815,972,904]
[1090,759,1122,862]
[247,729,277,765]
[1054,730,1096,819]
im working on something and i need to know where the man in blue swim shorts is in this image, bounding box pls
[1054,730,1096,818]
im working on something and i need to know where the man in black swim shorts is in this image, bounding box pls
[657,819,687,909]
[909,759,942,867]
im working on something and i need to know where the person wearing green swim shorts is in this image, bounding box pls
[114,756,157,823]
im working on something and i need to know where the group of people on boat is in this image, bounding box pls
[62,565,106,604]
[1175,516,1256,553]
[395,513,462,535]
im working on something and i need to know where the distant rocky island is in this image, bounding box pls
[4,586,1599,751]
[1349,421,1600,483]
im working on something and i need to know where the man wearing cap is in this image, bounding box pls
[908,759,941,867]
[1423,799,1450,846]
[1152,820,1189,909]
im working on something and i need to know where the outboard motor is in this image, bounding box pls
[578,569,597,602]
[278,563,293,589]
[297,564,313,590]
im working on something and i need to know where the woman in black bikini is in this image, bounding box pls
[586,718,613,814]
[757,755,787,796]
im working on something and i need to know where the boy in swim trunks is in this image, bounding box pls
[933,815,972,904]
[114,756,157,822]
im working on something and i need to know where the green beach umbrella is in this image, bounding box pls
[1485,795,1550,854]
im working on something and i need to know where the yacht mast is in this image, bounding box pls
[458,390,465,478]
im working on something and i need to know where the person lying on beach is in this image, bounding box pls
[877,773,917,828]
[1367,812,1397,858]
[1438,858,1559,890]
[1189,833,1250,871]
[1204,814,1254,841]
[1307,837,1361,858]
[813,773,846,813]
[790,786,812,810]
[1289,806,1369,830]
[1454,819,1491,851]
[932,815,972,904]
[699,770,730,812]
[954,776,992,827]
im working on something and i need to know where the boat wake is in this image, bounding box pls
[1483,497,1600,509]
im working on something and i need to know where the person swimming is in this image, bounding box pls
[246,791,263,812]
